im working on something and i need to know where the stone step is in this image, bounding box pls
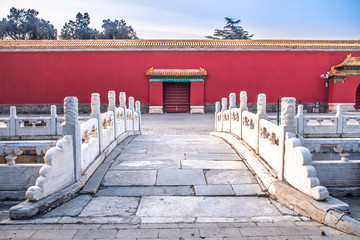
[95,185,266,197]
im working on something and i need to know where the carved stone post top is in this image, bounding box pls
[64,96,79,125]
[135,101,141,112]
[10,106,16,117]
[50,105,57,116]
[297,104,304,114]
[256,93,267,118]
[239,91,248,111]
[336,104,343,116]
[221,98,228,111]
[129,97,135,110]
[229,93,236,109]
[119,92,126,108]
[108,90,116,107]
[91,93,101,117]
[215,101,221,113]
[281,97,296,128]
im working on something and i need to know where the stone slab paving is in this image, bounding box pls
[96,186,194,197]
[104,170,158,186]
[136,196,282,218]
[79,197,140,217]
[185,153,242,161]
[1,114,358,239]
[156,169,206,185]
[181,160,247,169]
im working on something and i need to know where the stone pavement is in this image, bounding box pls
[0,113,359,239]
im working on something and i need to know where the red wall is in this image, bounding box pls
[0,51,358,105]
[328,75,360,103]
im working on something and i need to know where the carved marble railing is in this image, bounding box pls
[1,91,141,205]
[0,141,54,165]
[0,140,55,200]
[215,91,329,200]
[258,118,283,174]
[24,91,141,201]
[297,104,360,137]
[302,138,360,189]
[80,118,99,172]
[0,105,63,139]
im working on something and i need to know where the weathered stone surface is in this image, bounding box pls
[112,160,180,170]
[194,185,235,196]
[58,216,141,224]
[181,160,247,169]
[96,186,194,196]
[120,148,147,154]
[232,184,264,196]
[103,170,157,186]
[74,229,118,239]
[269,199,298,216]
[79,197,140,217]
[136,196,281,218]
[140,217,196,224]
[185,153,241,161]
[196,148,237,154]
[42,195,92,218]
[156,169,206,185]
[205,170,257,184]
[117,153,185,161]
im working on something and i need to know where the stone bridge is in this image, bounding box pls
[0,91,359,239]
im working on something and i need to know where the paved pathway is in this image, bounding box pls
[0,114,358,239]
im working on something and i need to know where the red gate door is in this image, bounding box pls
[355,84,360,109]
[163,82,190,113]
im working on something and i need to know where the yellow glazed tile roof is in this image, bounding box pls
[0,39,360,50]
[146,67,207,77]
[335,54,360,68]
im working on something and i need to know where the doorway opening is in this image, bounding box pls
[163,82,190,113]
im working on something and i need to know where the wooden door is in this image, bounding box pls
[163,82,190,113]
[355,84,360,109]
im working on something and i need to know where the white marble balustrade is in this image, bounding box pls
[1,91,141,202]
[215,92,329,201]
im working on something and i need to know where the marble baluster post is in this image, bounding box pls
[239,91,248,139]
[215,101,221,131]
[108,91,117,137]
[135,100,141,131]
[279,97,297,181]
[50,105,57,135]
[63,96,81,181]
[255,94,267,154]
[296,104,304,135]
[129,97,135,131]
[90,93,104,152]
[119,92,127,131]
[9,106,16,137]
[336,104,343,134]
[221,97,228,132]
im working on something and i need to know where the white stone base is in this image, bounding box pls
[190,106,204,114]
[149,106,163,114]
[328,103,356,113]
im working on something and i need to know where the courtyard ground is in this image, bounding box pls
[0,113,359,239]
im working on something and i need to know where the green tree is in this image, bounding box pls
[100,19,138,39]
[60,12,99,39]
[206,17,254,40]
[0,19,6,40]
[0,7,57,40]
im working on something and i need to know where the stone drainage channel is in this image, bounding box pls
[0,113,359,239]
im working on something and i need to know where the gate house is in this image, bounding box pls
[147,68,207,114]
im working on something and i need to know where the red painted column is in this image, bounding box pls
[149,82,164,113]
[190,81,205,114]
